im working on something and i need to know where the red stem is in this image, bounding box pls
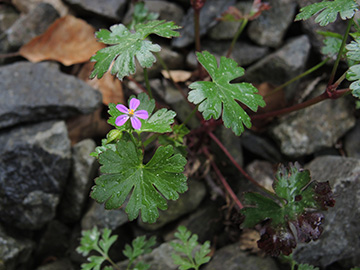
[202,146,244,210]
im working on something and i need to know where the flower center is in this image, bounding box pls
[128,109,135,116]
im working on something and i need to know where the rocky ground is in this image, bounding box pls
[0,0,360,269]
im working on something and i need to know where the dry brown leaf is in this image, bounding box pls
[78,62,124,105]
[255,82,286,114]
[19,15,105,66]
[239,229,262,254]
[12,0,70,16]
[161,70,192,83]
[66,106,111,145]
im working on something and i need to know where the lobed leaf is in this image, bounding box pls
[241,163,335,256]
[90,20,180,80]
[91,140,187,223]
[346,64,360,98]
[295,0,359,26]
[188,51,265,136]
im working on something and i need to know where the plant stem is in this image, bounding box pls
[143,133,160,148]
[264,58,330,98]
[251,88,350,120]
[143,68,153,99]
[208,132,276,196]
[328,18,353,86]
[0,51,20,58]
[181,104,200,126]
[194,9,201,52]
[202,146,244,210]
[226,19,248,58]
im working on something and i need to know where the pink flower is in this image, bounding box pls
[115,98,149,129]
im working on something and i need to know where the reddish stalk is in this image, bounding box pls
[202,146,244,210]
[251,88,350,120]
[208,131,275,196]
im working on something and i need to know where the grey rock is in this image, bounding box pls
[344,119,360,159]
[36,259,75,270]
[0,224,35,270]
[187,40,269,69]
[124,0,184,26]
[117,242,178,270]
[0,5,19,33]
[0,61,102,129]
[270,94,356,157]
[138,180,207,231]
[134,44,184,81]
[241,131,283,162]
[35,220,71,261]
[293,156,360,267]
[59,139,98,223]
[172,0,235,48]
[5,3,59,50]
[245,160,275,192]
[0,121,71,230]
[81,201,129,230]
[244,35,311,101]
[248,0,297,47]
[63,0,127,21]
[203,242,279,270]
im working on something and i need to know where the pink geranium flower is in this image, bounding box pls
[115,98,149,129]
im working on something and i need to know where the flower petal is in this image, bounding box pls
[134,110,149,119]
[116,104,129,114]
[115,115,129,126]
[129,98,140,111]
[131,116,142,129]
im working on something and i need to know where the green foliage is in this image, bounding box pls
[123,235,156,270]
[295,0,359,26]
[91,139,187,223]
[76,227,117,270]
[171,226,211,270]
[90,20,180,80]
[297,264,320,270]
[241,163,335,256]
[108,93,176,134]
[158,124,190,156]
[188,51,265,136]
[318,31,343,58]
[128,2,159,30]
[346,38,360,98]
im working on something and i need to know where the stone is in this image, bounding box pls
[293,156,360,268]
[269,94,356,157]
[241,131,283,163]
[247,0,297,48]
[117,242,178,270]
[59,139,98,223]
[5,3,59,50]
[245,160,275,192]
[0,225,35,270]
[138,180,207,231]
[36,259,75,270]
[35,220,71,261]
[81,201,129,230]
[344,119,360,159]
[124,0,185,26]
[63,0,127,21]
[0,121,71,230]
[244,35,311,101]
[0,5,20,33]
[0,61,102,129]
[172,0,236,48]
[203,242,280,270]
[187,40,269,69]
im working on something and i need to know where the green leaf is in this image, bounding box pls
[108,93,176,134]
[90,20,181,80]
[91,140,188,223]
[128,2,159,30]
[297,264,320,270]
[346,64,360,98]
[321,36,343,57]
[123,235,156,262]
[76,227,117,270]
[346,37,360,61]
[188,51,265,136]
[171,226,211,270]
[158,125,190,157]
[295,0,359,26]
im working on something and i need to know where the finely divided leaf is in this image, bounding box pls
[188,51,265,136]
[91,140,187,223]
[346,64,360,98]
[346,37,360,61]
[295,0,359,26]
[321,36,343,57]
[90,20,180,80]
